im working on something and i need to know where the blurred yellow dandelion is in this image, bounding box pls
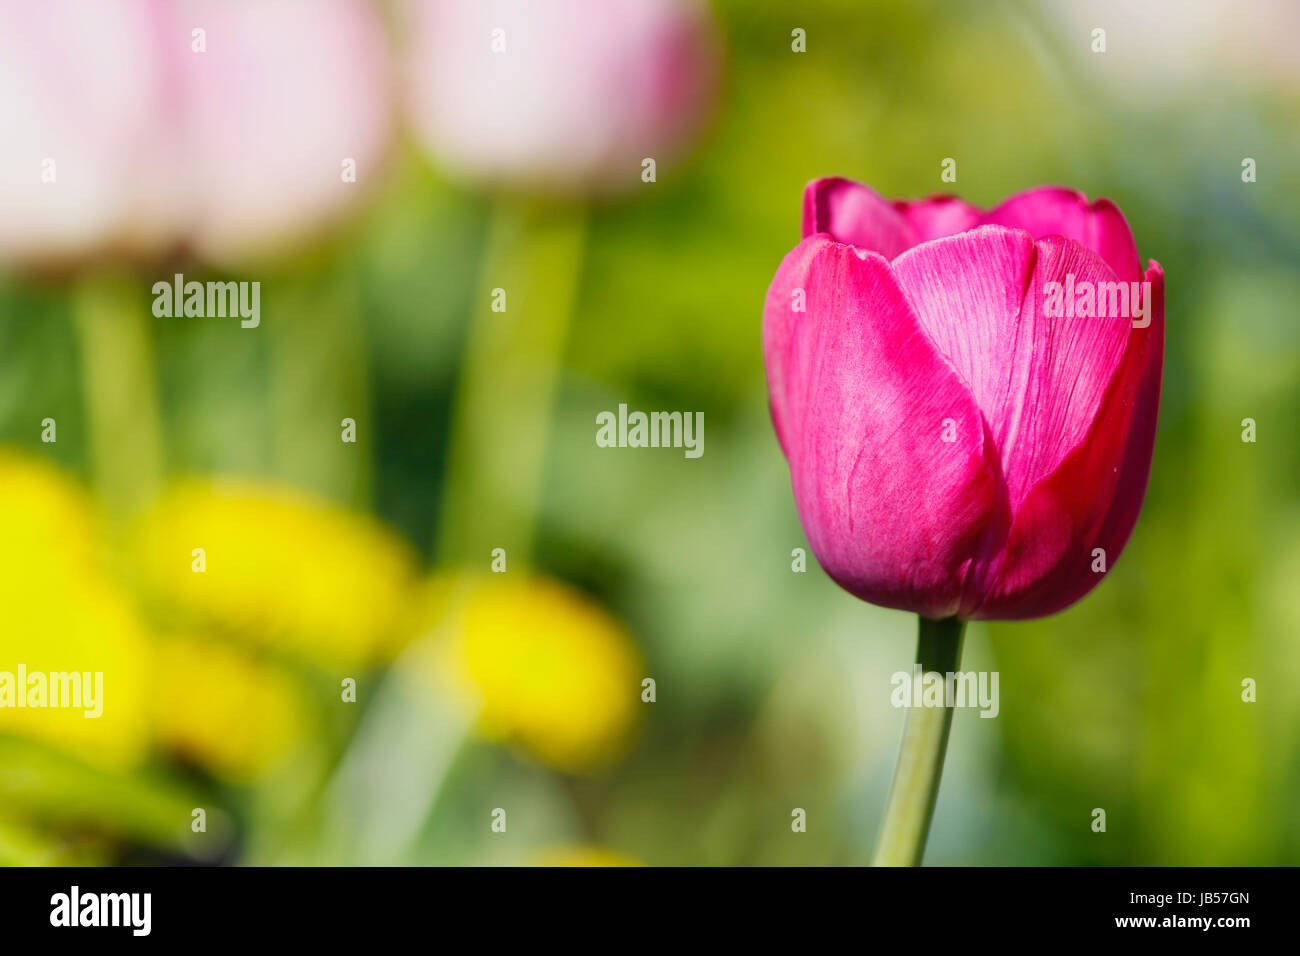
[529,846,643,867]
[150,634,305,782]
[0,452,151,769]
[0,450,97,573]
[130,479,419,670]
[415,574,642,772]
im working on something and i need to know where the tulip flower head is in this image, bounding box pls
[404,0,721,194]
[0,0,178,268]
[764,179,1163,620]
[0,0,394,269]
[177,0,395,263]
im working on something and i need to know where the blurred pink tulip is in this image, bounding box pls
[178,0,394,263]
[0,0,177,267]
[403,0,720,194]
[0,0,393,268]
[764,179,1164,620]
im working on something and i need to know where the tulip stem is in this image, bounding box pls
[270,272,372,507]
[872,615,965,866]
[73,274,163,518]
[436,198,587,564]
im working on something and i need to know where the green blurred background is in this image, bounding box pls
[2,0,1299,865]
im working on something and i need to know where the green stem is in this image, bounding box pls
[872,615,966,866]
[72,275,163,517]
[436,198,587,564]
[270,272,372,508]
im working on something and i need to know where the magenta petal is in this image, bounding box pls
[892,227,1132,515]
[981,186,1141,284]
[893,195,983,243]
[801,177,918,258]
[964,261,1165,619]
[763,235,1003,618]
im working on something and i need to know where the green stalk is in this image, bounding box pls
[872,615,966,866]
[72,274,163,517]
[436,198,587,565]
[270,272,372,508]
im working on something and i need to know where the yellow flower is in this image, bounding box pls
[0,452,151,769]
[130,479,418,670]
[150,634,304,782]
[0,450,97,575]
[416,574,642,772]
[529,846,643,867]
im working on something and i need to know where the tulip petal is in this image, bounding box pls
[764,235,1004,618]
[182,0,394,262]
[0,0,178,265]
[981,185,1141,283]
[892,227,1133,518]
[893,195,983,243]
[966,261,1164,618]
[802,178,918,258]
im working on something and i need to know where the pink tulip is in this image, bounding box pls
[764,179,1164,620]
[0,0,393,268]
[403,0,720,193]
[178,0,394,263]
[0,0,178,267]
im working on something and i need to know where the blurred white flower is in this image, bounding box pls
[404,0,721,195]
[1043,0,1300,102]
[178,0,394,263]
[0,0,179,268]
[0,0,394,269]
